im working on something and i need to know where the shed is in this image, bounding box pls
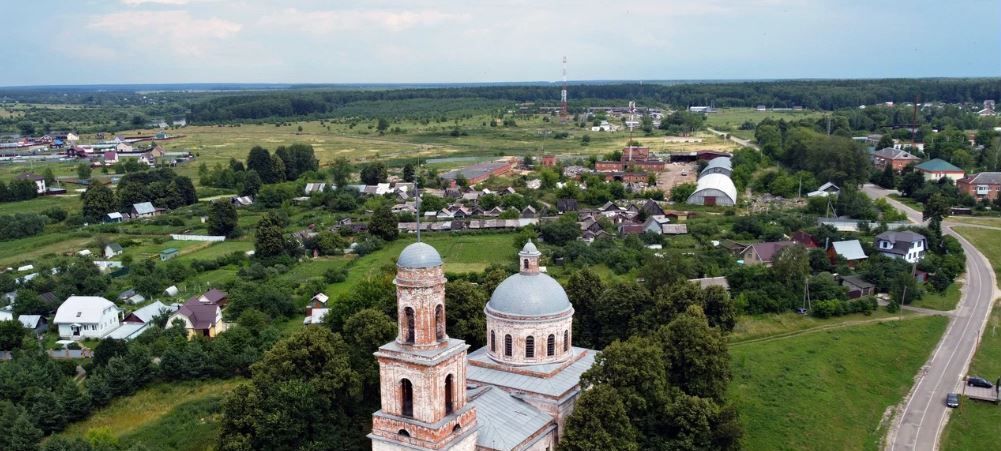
[160,248,179,261]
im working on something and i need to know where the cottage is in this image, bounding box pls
[230,196,253,207]
[103,151,119,165]
[15,173,47,194]
[53,296,122,339]
[840,275,875,299]
[104,243,123,258]
[875,231,927,264]
[914,159,965,181]
[829,240,868,266]
[131,202,157,218]
[160,248,179,261]
[166,290,228,338]
[0,305,13,322]
[109,301,177,340]
[957,172,1001,201]
[304,293,329,326]
[741,241,799,266]
[105,212,123,223]
[17,315,48,336]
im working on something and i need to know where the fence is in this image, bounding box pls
[170,234,226,242]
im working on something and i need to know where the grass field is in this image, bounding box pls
[730,310,911,344]
[730,315,948,451]
[948,217,1001,228]
[888,194,924,212]
[705,108,825,139]
[911,282,962,311]
[955,227,1001,278]
[55,378,242,451]
[0,194,81,216]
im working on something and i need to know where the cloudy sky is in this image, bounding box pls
[1,0,998,86]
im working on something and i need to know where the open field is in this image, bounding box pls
[0,194,81,216]
[730,315,948,451]
[55,378,242,451]
[705,108,826,139]
[730,310,913,344]
[948,217,1001,228]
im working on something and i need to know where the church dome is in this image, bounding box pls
[487,273,572,317]
[397,242,442,268]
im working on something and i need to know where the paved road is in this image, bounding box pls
[862,184,999,451]
[706,127,759,149]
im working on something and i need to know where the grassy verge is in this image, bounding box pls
[888,194,924,212]
[55,378,242,450]
[910,282,962,311]
[730,310,907,344]
[730,315,948,451]
[956,227,1001,278]
[940,299,1001,451]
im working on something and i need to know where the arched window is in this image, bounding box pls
[547,334,555,356]
[453,424,462,434]
[490,330,496,352]
[504,334,512,357]
[525,336,535,358]
[398,429,410,437]
[564,330,569,352]
[434,304,445,340]
[444,374,454,414]
[523,259,529,269]
[401,379,413,417]
[403,307,415,344]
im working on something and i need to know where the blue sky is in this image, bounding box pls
[1,0,998,86]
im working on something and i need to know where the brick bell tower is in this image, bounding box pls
[370,242,478,450]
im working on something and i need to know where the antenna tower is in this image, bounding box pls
[560,56,568,120]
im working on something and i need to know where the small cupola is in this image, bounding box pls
[519,240,541,274]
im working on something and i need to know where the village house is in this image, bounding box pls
[829,240,868,266]
[875,231,927,264]
[160,248,179,261]
[104,243,123,258]
[15,173,47,194]
[131,202,157,218]
[166,289,228,338]
[957,172,1001,201]
[18,315,47,336]
[872,148,922,172]
[109,301,177,340]
[840,275,876,299]
[741,241,799,266]
[53,296,122,339]
[304,293,329,325]
[914,159,965,181]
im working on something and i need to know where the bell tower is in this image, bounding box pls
[370,242,478,450]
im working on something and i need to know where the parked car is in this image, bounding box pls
[946,393,960,408]
[967,376,993,388]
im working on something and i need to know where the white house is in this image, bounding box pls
[53,296,122,339]
[15,173,46,194]
[875,231,927,264]
[0,305,13,322]
[104,243,123,258]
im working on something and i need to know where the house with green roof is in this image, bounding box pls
[915,158,965,181]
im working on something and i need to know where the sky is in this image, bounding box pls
[1,0,999,86]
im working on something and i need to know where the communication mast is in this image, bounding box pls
[560,56,569,121]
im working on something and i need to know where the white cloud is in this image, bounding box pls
[262,8,467,34]
[87,10,241,57]
[121,0,191,5]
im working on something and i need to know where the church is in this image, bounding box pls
[369,240,597,450]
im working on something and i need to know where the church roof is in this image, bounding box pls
[397,242,442,268]
[486,273,572,317]
[468,385,555,451]
[467,346,596,398]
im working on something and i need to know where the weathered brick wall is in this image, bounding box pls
[395,266,448,348]
[485,311,573,366]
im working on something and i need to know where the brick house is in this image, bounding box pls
[872,148,921,172]
[957,172,1001,201]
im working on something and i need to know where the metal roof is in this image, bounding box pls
[397,242,443,268]
[54,296,119,324]
[700,156,732,175]
[132,202,155,215]
[468,386,555,451]
[127,301,174,324]
[963,172,1001,185]
[105,323,149,340]
[915,158,962,172]
[487,273,572,317]
[689,173,738,204]
[18,315,42,329]
[466,346,596,398]
[832,240,867,261]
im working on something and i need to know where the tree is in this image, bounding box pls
[924,192,950,242]
[341,308,395,399]
[246,146,280,184]
[0,401,43,451]
[402,163,415,182]
[561,385,640,451]
[254,212,291,259]
[42,168,56,187]
[657,305,731,402]
[81,184,117,222]
[173,176,198,205]
[539,218,580,245]
[594,282,652,348]
[444,281,487,349]
[566,269,605,349]
[77,163,92,180]
[0,320,27,350]
[241,170,261,197]
[670,183,697,203]
[359,162,387,185]
[702,286,737,333]
[330,158,352,188]
[376,118,390,134]
[876,134,895,149]
[208,200,239,237]
[368,204,398,241]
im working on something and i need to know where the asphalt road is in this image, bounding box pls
[862,184,999,450]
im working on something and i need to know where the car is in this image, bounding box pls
[946,393,960,408]
[968,376,994,388]
[795,307,808,315]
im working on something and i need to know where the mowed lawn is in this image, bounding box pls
[55,378,242,451]
[0,194,81,216]
[911,281,962,311]
[730,315,948,451]
[940,226,1001,450]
